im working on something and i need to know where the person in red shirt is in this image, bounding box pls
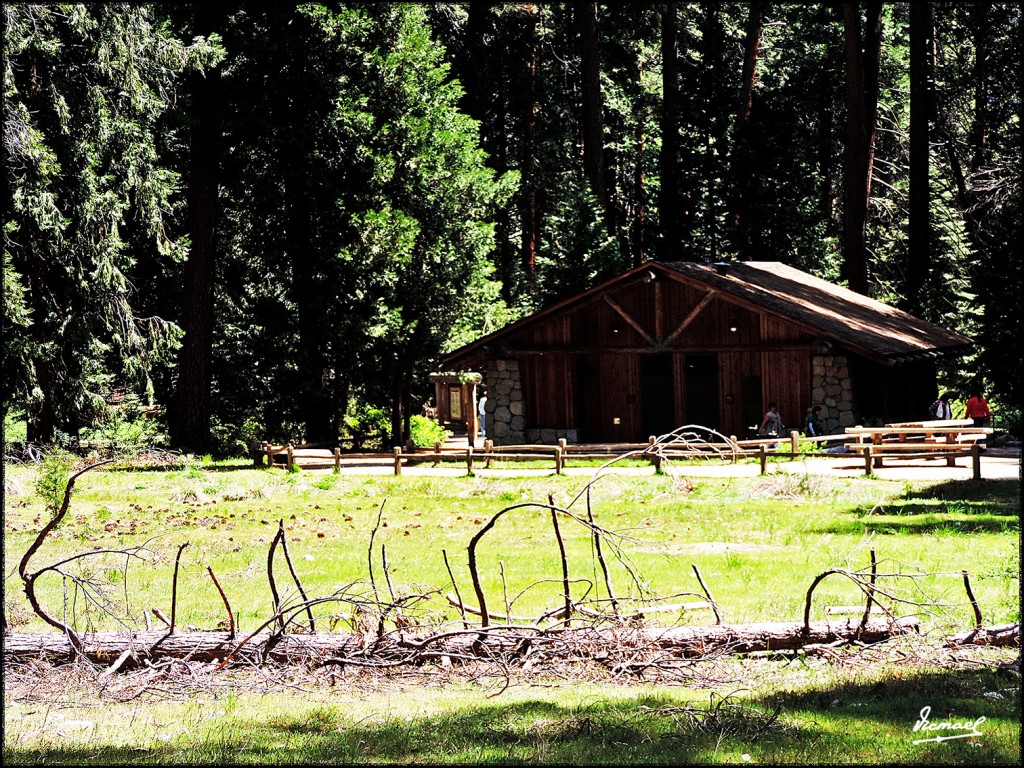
[964,388,991,429]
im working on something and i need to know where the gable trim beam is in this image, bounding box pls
[662,289,718,346]
[602,293,657,347]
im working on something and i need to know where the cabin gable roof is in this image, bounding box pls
[440,260,973,368]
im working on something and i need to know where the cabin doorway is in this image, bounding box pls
[684,353,720,431]
[641,354,675,438]
[741,376,763,438]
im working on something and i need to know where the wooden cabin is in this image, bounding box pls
[437,261,973,445]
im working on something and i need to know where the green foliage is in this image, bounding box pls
[409,415,449,449]
[3,408,28,450]
[344,402,391,451]
[35,448,76,515]
[3,4,221,443]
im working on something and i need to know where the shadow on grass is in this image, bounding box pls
[898,479,1020,504]
[4,667,1019,765]
[815,515,1018,536]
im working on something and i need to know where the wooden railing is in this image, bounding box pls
[260,431,855,476]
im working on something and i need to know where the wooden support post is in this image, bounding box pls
[334,447,340,472]
[554,446,563,475]
[261,441,269,468]
[759,444,768,475]
[558,437,567,470]
[971,443,982,480]
[393,446,402,476]
[864,445,873,475]
[433,441,442,467]
[286,443,294,472]
[790,430,799,455]
[485,439,493,468]
[466,446,474,475]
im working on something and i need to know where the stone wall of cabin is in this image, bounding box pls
[483,360,525,445]
[811,355,855,432]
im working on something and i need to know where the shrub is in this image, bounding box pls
[410,414,448,448]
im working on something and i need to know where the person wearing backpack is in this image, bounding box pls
[928,392,953,421]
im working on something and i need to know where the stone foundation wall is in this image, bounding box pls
[483,360,525,445]
[811,355,855,432]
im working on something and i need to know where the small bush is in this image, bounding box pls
[409,415,448,448]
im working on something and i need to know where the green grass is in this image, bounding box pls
[3,657,1020,764]
[3,460,1020,764]
[3,463,1018,634]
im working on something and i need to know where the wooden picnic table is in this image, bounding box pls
[843,420,992,473]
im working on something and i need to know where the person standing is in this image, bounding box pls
[965,388,991,428]
[804,405,825,437]
[477,388,488,443]
[928,392,953,421]
[758,402,784,437]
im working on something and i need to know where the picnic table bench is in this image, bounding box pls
[844,419,991,477]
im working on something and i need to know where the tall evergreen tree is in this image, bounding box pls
[3,4,219,444]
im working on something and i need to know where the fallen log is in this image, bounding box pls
[3,617,920,666]
[946,623,1020,648]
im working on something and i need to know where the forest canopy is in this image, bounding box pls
[3,2,1021,454]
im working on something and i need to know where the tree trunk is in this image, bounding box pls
[521,6,539,292]
[3,617,922,665]
[906,0,933,315]
[841,1,883,296]
[659,2,682,258]
[970,2,990,170]
[730,1,765,258]
[576,1,607,213]
[172,11,221,452]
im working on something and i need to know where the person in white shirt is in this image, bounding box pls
[478,388,488,441]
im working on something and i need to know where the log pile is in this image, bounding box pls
[4,617,923,666]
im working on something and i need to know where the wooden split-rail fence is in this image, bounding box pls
[259,431,853,476]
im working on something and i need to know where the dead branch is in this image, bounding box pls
[4,617,922,666]
[947,623,1020,648]
[368,499,386,601]
[206,566,235,638]
[859,547,878,631]
[17,458,115,650]
[691,563,722,625]
[443,549,469,629]
[549,494,573,627]
[267,524,284,631]
[278,524,315,633]
[169,542,189,634]
[961,570,983,630]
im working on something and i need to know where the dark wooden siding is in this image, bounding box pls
[520,353,574,428]
[760,349,811,434]
[576,352,640,442]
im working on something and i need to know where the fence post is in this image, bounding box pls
[759,444,768,475]
[485,439,493,468]
[286,443,294,472]
[334,447,340,472]
[864,445,873,475]
[558,438,567,469]
[466,446,474,475]
[971,443,982,480]
[394,446,402,476]
[260,441,269,468]
[790,430,800,455]
[433,440,442,467]
[554,446,563,475]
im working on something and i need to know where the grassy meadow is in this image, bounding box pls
[3,457,1020,764]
